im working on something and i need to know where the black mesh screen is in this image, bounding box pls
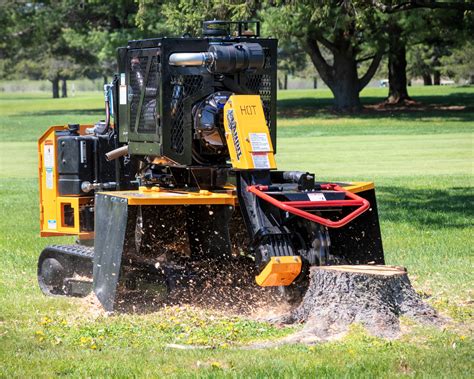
[170,75,203,154]
[138,56,159,133]
[129,54,159,134]
[246,74,272,129]
[129,56,147,133]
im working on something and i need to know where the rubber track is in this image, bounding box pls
[45,244,94,260]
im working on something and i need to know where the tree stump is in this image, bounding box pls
[283,265,442,341]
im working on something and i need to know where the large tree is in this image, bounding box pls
[136,0,259,35]
[61,0,142,84]
[372,1,474,103]
[263,1,387,112]
[1,0,141,97]
[1,2,90,98]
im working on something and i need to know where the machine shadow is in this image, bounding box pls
[18,108,104,117]
[377,185,473,229]
[277,93,473,122]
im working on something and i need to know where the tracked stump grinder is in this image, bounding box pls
[37,21,384,311]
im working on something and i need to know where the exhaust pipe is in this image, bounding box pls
[168,43,264,73]
[105,145,129,161]
[169,52,213,67]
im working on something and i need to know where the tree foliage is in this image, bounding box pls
[1,0,141,97]
[262,1,388,111]
[136,0,259,36]
[1,0,473,106]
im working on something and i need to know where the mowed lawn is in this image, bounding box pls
[0,86,473,377]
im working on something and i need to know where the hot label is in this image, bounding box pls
[239,105,257,116]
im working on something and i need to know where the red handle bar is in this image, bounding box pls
[246,183,370,229]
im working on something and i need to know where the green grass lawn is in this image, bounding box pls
[0,86,473,377]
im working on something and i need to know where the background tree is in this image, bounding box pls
[408,45,434,85]
[263,1,387,112]
[440,41,474,84]
[1,0,141,98]
[277,40,307,90]
[136,0,259,36]
[1,1,93,98]
[61,0,142,85]
[372,1,474,103]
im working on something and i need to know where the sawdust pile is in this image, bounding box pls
[113,255,291,317]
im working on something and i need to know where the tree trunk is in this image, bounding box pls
[387,22,411,104]
[284,74,288,90]
[423,74,432,85]
[433,70,441,85]
[304,35,382,113]
[329,53,362,112]
[313,77,317,89]
[281,265,442,341]
[278,77,283,90]
[103,75,108,85]
[51,78,60,99]
[61,78,67,98]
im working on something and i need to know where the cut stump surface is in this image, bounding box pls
[282,265,442,341]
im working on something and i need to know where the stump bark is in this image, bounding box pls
[284,265,442,341]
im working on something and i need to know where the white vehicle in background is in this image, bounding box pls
[379,79,389,87]
[440,79,455,85]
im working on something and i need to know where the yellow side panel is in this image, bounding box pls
[223,95,277,170]
[255,256,302,287]
[38,127,59,234]
[342,181,375,193]
[38,125,93,238]
[99,187,237,206]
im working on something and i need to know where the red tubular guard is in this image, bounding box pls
[247,184,370,229]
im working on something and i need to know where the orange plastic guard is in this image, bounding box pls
[255,256,302,287]
[247,184,370,229]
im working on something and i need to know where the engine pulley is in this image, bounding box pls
[192,92,232,164]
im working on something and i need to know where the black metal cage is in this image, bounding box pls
[117,30,277,165]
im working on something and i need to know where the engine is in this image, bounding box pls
[113,21,277,183]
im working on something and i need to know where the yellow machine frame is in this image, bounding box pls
[38,125,373,237]
[38,125,94,238]
[38,117,375,287]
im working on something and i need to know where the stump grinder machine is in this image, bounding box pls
[37,21,384,311]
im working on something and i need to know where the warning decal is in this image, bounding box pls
[251,152,271,169]
[308,193,327,201]
[44,141,54,189]
[119,85,127,105]
[249,133,271,152]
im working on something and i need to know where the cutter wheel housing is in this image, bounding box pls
[37,20,384,311]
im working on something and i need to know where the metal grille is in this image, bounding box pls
[263,48,271,69]
[129,55,160,134]
[170,75,203,154]
[246,74,272,129]
[129,56,149,133]
[138,56,158,133]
